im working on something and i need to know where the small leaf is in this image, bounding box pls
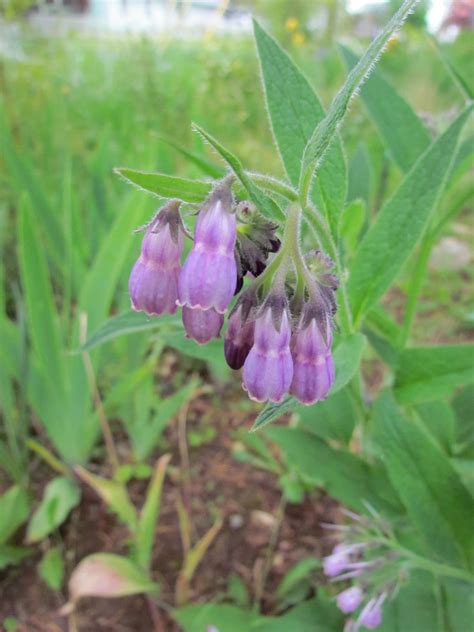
[394,343,474,404]
[115,168,212,203]
[275,558,321,599]
[62,553,158,613]
[0,485,30,545]
[38,546,64,591]
[0,545,32,570]
[348,106,471,323]
[133,454,171,570]
[192,124,284,220]
[26,476,80,543]
[75,467,137,530]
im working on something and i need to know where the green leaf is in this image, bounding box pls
[0,545,32,570]
[26,476,80,543]
[173,604,261,632]
[275,558,321,600]
[453,384,474,456]
[255,595,344,632]
[341,46,431,173]
[297,388,355,445]
[192,123,284,220]
[81,311,181,352]
[38,546,64,591]
[251,333,366,431]
[253,19,346,234]
[394,343,474,404]
[0,485,30,545]
[18,195,65,390]
[347,144,372,203]
[65,553,158,610]
[133,454,170,570]
[340,198,367,253]
[373,391,474,569]
[416,400,456,454]
[115,168,212,203]
[159,136,225,178]
[299,0,418,200]
[75,467,137,530]
[266,427,401,515]
[348,106,471,323]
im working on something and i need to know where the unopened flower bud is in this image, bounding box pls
[323,548,350,577]
[129,200,184,316]
[182,306,224,344]
[358,595,385,629]
[337,586,364,614]
[290,306,334,405]
[178,179,237,314]
[243,295,293,403]
[224,305,255,370]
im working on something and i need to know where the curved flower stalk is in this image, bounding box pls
[129,200,184,316]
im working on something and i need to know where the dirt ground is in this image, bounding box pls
[0,388,340,632]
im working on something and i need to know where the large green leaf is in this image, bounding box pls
[253,20,346,235]
[266,427,401,516]
[173,604,261,632]
[255,596,343,632]
[299,0,418,200]
[394,343,474,404]
[341,46,430,173]
[0,485,30,545]
[297,388,355,445]
[348,107,471,323]
[373,391,474,569]
[252,333,366,431]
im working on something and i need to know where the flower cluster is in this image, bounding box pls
[129,177,338,404]
[322,510,408,631]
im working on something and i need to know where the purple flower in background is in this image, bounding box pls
[290,306,334,405]
[129,200,184,316]
[178,178,237,314]
[337,586,364,614]
[182,305,224,344]
[358,595,385,629]
[242,295,293,402]
[323,547,350,577]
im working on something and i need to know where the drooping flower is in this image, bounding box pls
[290,304,334,405]
[224,290,257,370]
[129,200,184,316]
[337,586,364,614]
[178,178,237,314]
[358,595,385,629]
[242,295,293,403]
[182,306,224,345]
[323,547,351,577]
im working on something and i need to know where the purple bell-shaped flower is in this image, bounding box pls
[129,200,184,316]
[182,305,224,345]
[242,295,293,403]
[336,586,364,614]
[358,595,386,629]
[290,305,334,405]
[178,178,237,314]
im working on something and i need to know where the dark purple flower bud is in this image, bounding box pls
[242,296,293,403]
[337,586,364,614]
[224,304,255,370]
[358,595,385,629]
[129,201,184,316]
[182,305,224,345]
[178,180,237,314]
[290,307,334,405]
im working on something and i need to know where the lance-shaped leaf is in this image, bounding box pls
[251,333,366,431]
[0,485,30,545]
[115,168,212,203]
[348,106,471,323]
[192,123,284,220]
[61,553,158,614]
[253,19,346,235]
[299,0,418,202]
[341,45,430,173]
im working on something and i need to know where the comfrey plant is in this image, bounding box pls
[129,177,337,405]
